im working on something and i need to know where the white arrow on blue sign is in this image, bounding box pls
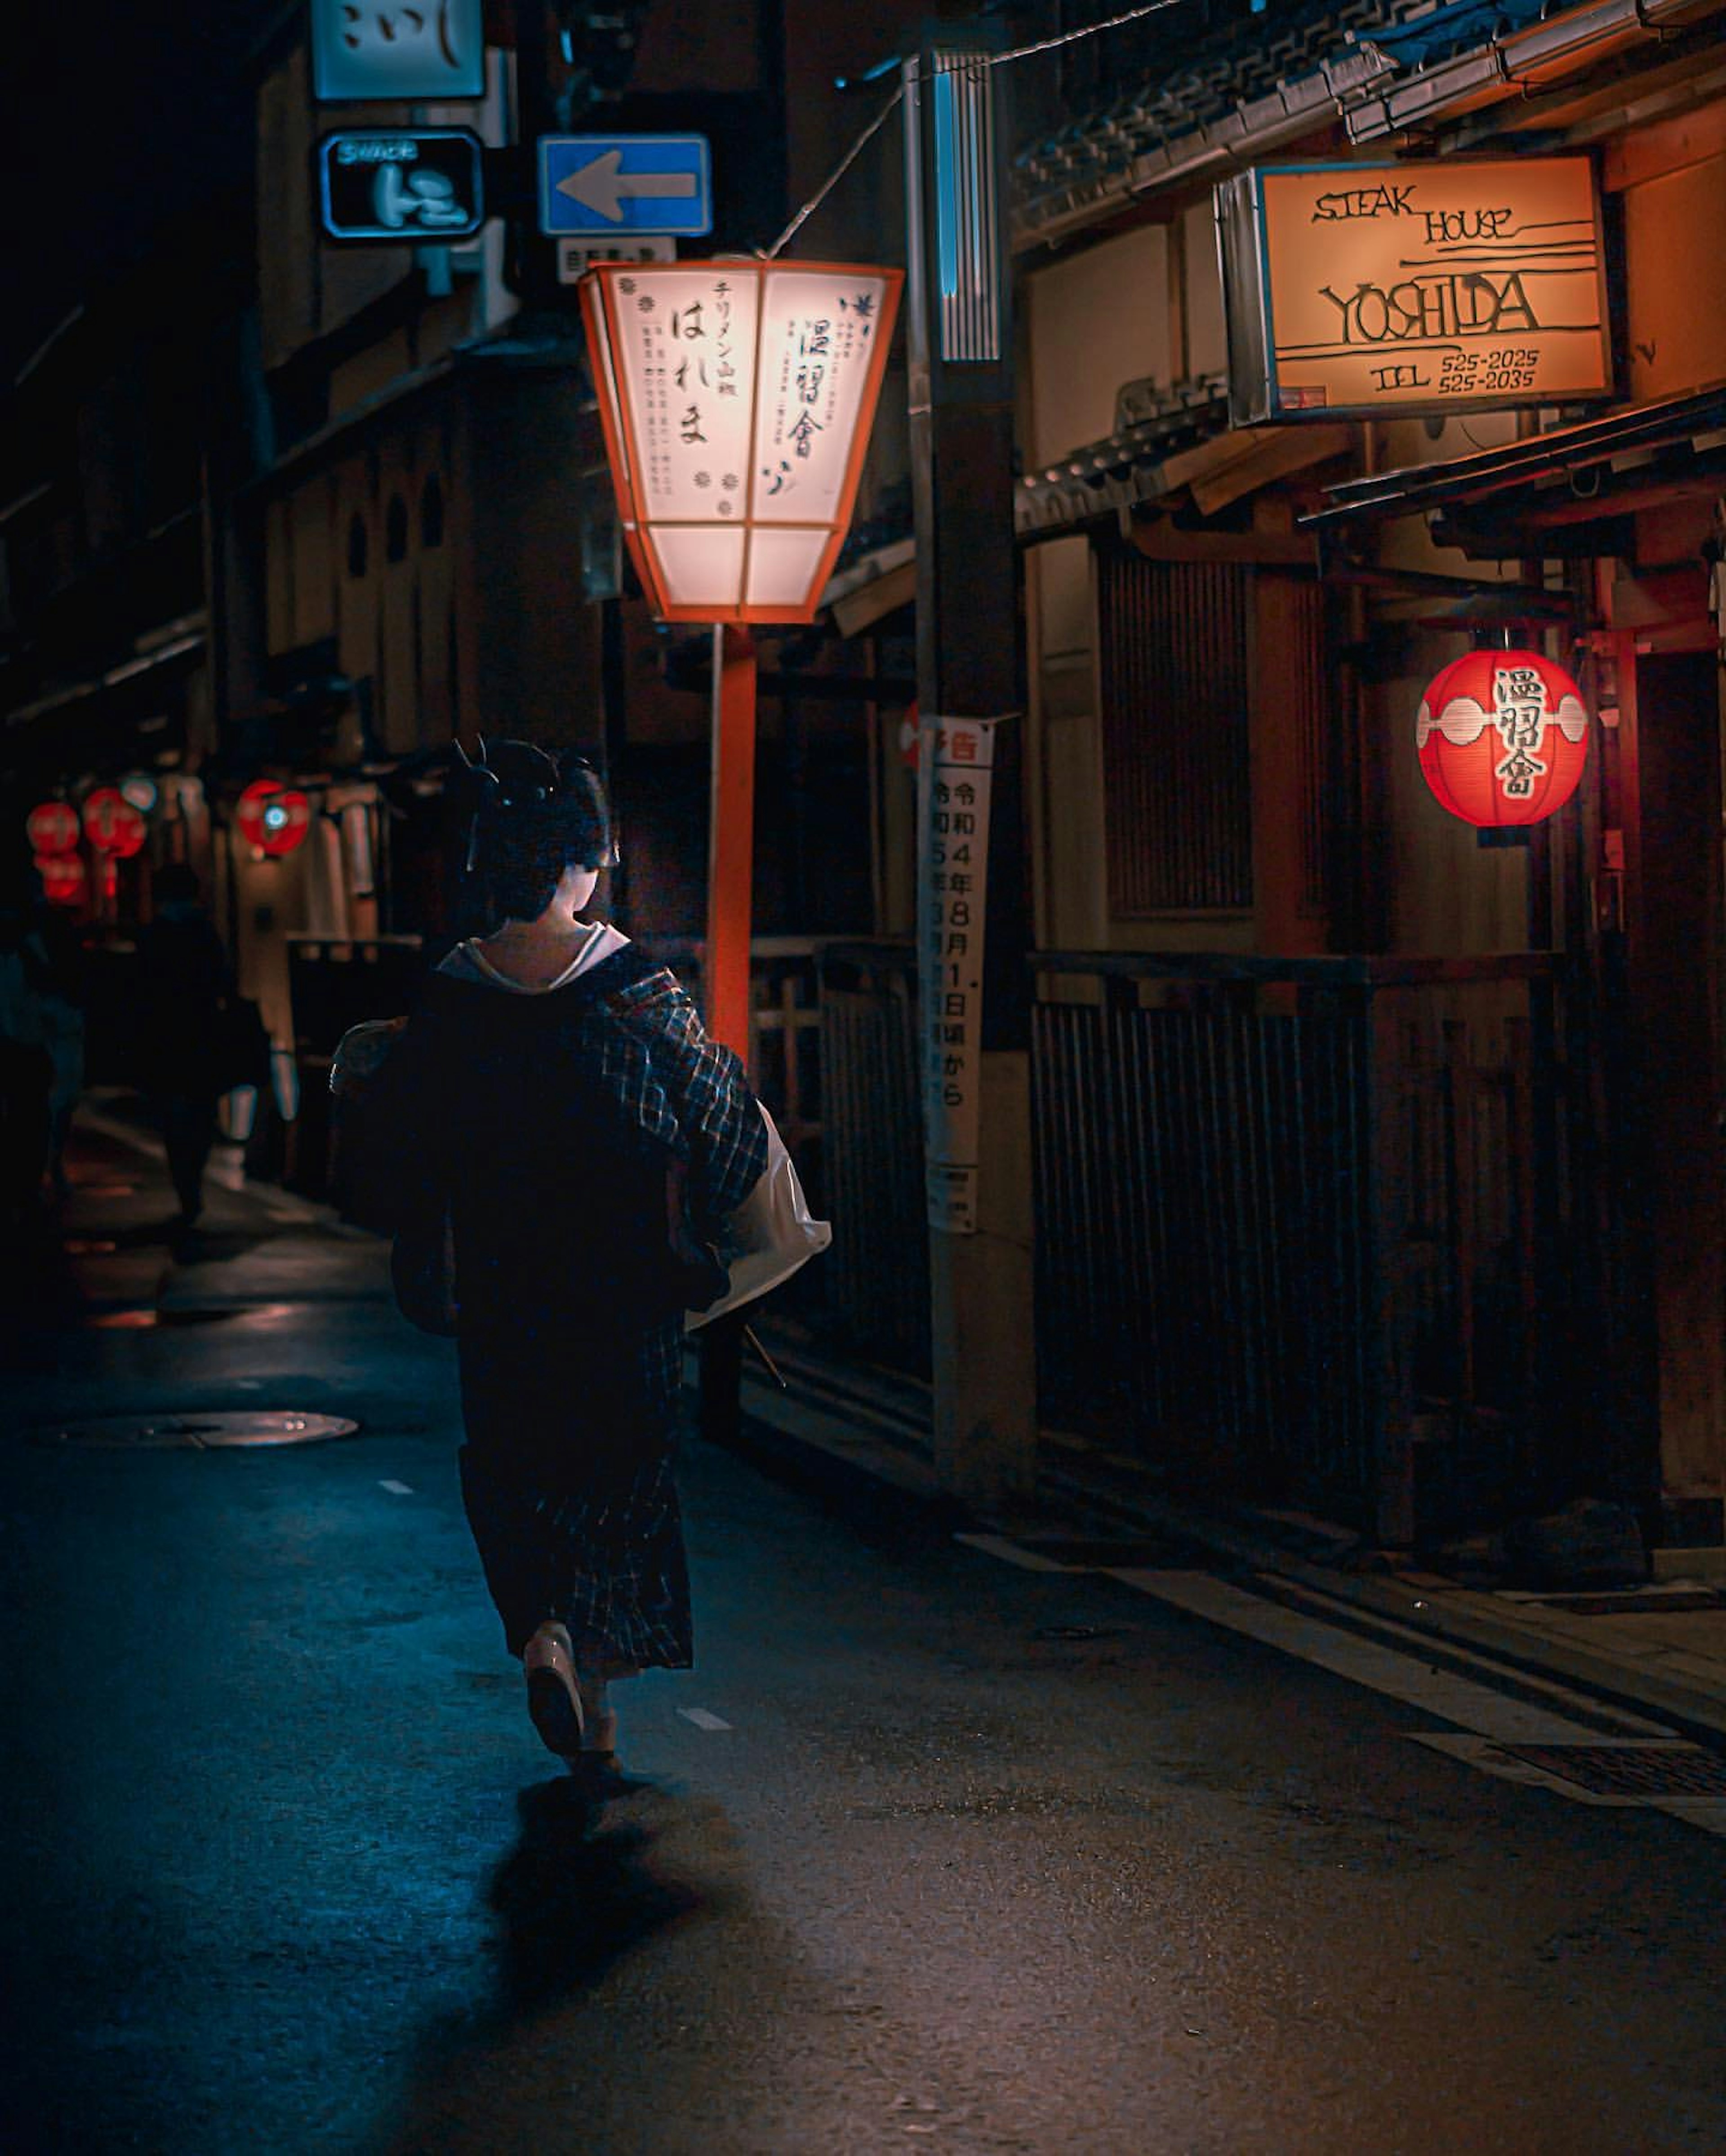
[538,135,712,238]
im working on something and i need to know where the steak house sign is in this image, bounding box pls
[1216,156,1612,423]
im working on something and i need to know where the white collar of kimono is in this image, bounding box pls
[446,921,628,995]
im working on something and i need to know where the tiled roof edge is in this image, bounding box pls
[1012,48,1393,251]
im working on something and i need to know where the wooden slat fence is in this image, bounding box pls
[1030,952,1582,1542]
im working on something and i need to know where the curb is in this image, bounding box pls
[694,1353,973,1543]
[721,1343,1726,1751]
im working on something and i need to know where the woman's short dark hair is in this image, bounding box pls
[468,741,611,921]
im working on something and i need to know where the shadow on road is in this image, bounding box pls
[485,1773,707,2015]
[386,1771,721,2150]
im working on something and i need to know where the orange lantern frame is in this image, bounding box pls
[579,258,904,627]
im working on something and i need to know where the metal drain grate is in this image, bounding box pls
[1528,1590,1726,1616]
[1494,1744,1726,1797]
[45,1412,358,1450]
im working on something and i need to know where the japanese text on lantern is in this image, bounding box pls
[755,276,887,521]
[612,270,760,522]
[1494,663,1548,796]
[1254,156,1610,414]
[918,720,995,1235]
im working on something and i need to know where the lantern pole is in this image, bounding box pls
[705,621,758,1061]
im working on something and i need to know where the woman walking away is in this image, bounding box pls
[369,742,766,1775]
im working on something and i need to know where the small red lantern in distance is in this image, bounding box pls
[237,780,311,858]
[27,801,80,856]
[82,787,148,858]
[1416,648,1589,828]
[36,854,87,907]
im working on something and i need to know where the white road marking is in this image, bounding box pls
[948,1536,1717,1828]
[954,1532,1077,1573]
[378,1480,414,1495]
[678,1707,732,1731]
[1106,1569,1604,1744]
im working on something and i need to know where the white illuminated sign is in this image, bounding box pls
[580,259,903,624]
[310,0,485,104]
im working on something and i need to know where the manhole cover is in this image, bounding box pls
[45,1412,358,1450]
[1494,1743,1726,1797]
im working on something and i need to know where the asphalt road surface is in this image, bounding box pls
[4,1115,1724,2154]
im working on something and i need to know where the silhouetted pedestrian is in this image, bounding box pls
[359,742,767,1776]
[136,862,230,1227]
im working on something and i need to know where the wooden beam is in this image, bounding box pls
[832,558,918,639]
[1189,424,1356,516]
[1125,517,1319,567]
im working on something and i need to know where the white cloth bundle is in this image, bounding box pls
[687,1102,831,1329]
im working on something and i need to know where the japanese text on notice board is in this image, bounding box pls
[917,718,996,1235]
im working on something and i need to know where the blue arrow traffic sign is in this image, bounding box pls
[538,135,712,238]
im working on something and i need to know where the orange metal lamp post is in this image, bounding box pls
[579,258,902,1055]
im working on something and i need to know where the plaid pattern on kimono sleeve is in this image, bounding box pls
[605,970,768,1231]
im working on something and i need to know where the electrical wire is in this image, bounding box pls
[762,86,906,259]
[991,0,1187,68]
[760,0,1185,257]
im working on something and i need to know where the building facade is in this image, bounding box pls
[6,0,1724,1563]
[984,0,1726,1558]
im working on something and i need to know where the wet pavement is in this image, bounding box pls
[4,1111,1726,2153]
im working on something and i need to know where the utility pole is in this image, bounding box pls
[510,0,568,310]
[903,40,1037,1505]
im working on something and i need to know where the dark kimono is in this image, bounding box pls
[379,938,766,1668]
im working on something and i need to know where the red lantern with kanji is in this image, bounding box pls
[82,787,148,857]
[27,800,80,856]
[1416,648,1589,827]
[36,854,86,907]
[236,780,311,858]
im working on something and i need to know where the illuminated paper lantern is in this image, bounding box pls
[237,780,311,857]
[27,801,80,856]
[580,258,903,624]
[82,787,148,858]
[36,854,86,906]
[1416,649,1589,827]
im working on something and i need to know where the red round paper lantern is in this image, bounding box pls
[35,853,87,907]
[1416,648,1589,828]
[82,787,148,858]
[26,800,80,856]
[236,780,311,857]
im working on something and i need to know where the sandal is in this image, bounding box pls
[522,1622,584,1758]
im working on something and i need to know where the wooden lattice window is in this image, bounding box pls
[1096,547,1253,915]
